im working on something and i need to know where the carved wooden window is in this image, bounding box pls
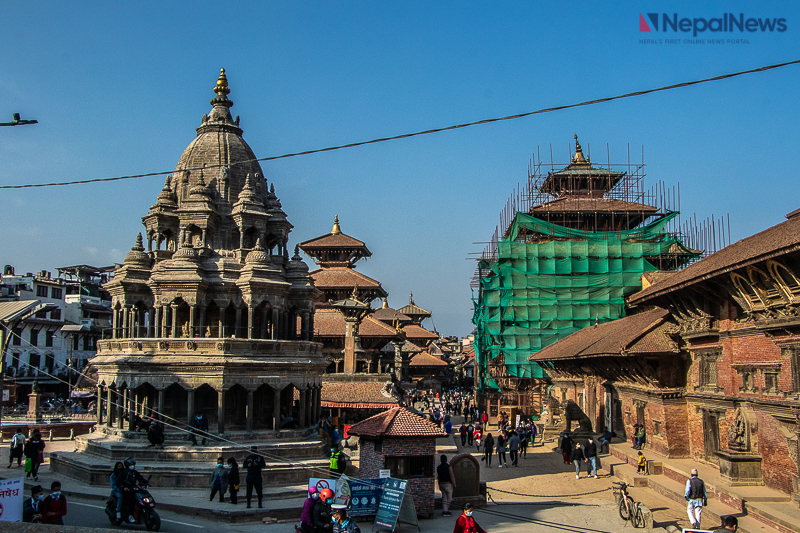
[738,368,756,393]
[748,266,782,304]
[731,272,764,310]
[767,259,800,302]
[787,346,800,393]
[763,368,780,395]
[697,350,721,392]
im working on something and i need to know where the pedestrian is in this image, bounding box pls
[437,455,456,517]
[209,456,229,502]
[520,425,529,458]
[23,484,44,523]
[560,432,573,465]
[300,487,319,533]
[474,426,482,451]
[530,422,538,447]
[190,412,209,445]
[41,481,68,525]
[8,428,25,468]
[571,442,585,479]
[147,420,165,448]
[243,446,266,508]
[452,503,486,533]
[713,515,739,532]
[634,424,646,450]
[481,411,488,426]
[227,457,240,504]
[444,418,452,435]
[685,468,707,530]
[24,430,46,481]
[507,432,520,467]
[636,451,647,475]
[496,433,507,467]
[467,423,474,446]
[483,433,494,467]
[585,437,598,478]
[460,424,468,447]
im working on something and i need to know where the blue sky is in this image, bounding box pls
[1,1,798,337]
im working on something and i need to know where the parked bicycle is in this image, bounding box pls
[612,481,644,528]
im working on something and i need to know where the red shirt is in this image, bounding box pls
[41,494,67,524]
[453,513,486,533]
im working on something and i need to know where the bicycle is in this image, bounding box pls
[612,481,644,528]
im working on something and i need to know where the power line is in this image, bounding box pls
[2,58,799,190]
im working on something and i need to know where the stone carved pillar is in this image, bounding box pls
[96,384,104,425]
[198,305,206,337]
[234,307,242,338]
[189,304,196,338]
[154,306,162,338]
[106,385,115,428]
[119,386,127,430]
[261,307,269,339]
[121,307,129,339]
[187,388,195,424]
[161,306,169,338]
[219,306,226,338]
[272,309,279,340]
[247,304,254,340]
[217,388,226,434]
[299,387,307,428]
[273,387,282,431]
[246,389,254,432]
[156,388,165,419]
[170,304,179,339]
[112,309,118,339]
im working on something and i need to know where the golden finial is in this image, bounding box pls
[409,291,414,305]
[332,215,341,235]
[382,298,388,309]
[214,68,230,96]
[572,133,587,164]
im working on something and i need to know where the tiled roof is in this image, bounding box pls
[0,300,43,323]
[530,197,658,213]
[299,232,368,250]
[371,307,412,323]
[630,214,800,304]
[348,407,447,438]
[397,302,431,317]
[529,307,674,362]
[402,324,438,341]
[410,352,448,367]
[321,381,398,408]
[310,268,383,289]
[314,310,398,338]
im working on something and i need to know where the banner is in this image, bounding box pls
[0,477,24,522]
[334,475,352,507]
[346,478,384,517]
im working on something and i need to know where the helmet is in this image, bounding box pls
[123,457,136,469]
[320,488,334,503]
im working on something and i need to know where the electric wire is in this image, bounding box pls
[2,58,799,190]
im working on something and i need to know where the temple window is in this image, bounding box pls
[731,272,764,310]
[697,350,721,393]
[787,346,800,393]
[767,259,800,302]
[737,368,756,393]
[653,420,662,436]
[762,368,780,395]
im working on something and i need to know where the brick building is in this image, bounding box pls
[348,407,446,517]
[531,208,800,507]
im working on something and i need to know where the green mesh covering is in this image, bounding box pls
[473,211,697,392]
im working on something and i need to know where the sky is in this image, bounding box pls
[1,1,798,337]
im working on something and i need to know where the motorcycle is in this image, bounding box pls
[104,481,161,531]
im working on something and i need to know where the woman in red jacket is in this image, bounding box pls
[453,504,486,533]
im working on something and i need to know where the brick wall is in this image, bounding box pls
[756,412,797,495]
[357,436,437,516]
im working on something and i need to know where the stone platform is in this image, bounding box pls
[50,428,330,488]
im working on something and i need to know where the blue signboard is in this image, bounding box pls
[373,478,407,531]
[346,478,384,517]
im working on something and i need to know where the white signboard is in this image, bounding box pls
[379,469,391,479]
[0,477,24,522]
[308,477,337,495]
[515,414,521,427]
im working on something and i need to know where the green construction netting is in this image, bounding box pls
[472,212,698,392]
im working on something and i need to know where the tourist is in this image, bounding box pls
[437,455,456,516]
[147,420,165,448]
[634,424,646,450]
[597,426,613,450]
[452,503,486,533]
[243,446,266,509]
[685,468,707,530]
[41,481,68,525]
[24,429,46,481]
[480,411,488,426]
[483,433,494,466]
[8,428,25,468]
[530,422,538,446]
[507,431,520,467]
[110,461,125,520]
[463,404,470,423]
[495,433,507,467]
[189,413,209,446]
[227,457,240,504]
[636,451,647,476]
[300,486,319,533]
[460,424,468,447]
[333,507,361,533]
[560,432,573,465]
[474,426,482,451]
[585,437,598,478]
[209,456,229,503]
[467,423,474,446]
[23,485,44,523]
[713,515,738,532]
[571,443,585,479]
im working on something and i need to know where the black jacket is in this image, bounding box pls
[571,447,585,462]
[190,415,209,432]
[23,497,41,522]
[584,441,597,458]
[243,454,266,482]
[228,464,240,488]
[24,439,45,462]
[560,435,572,453]
[312,499,331,527]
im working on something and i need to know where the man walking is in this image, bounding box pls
[243,446,266,509]
[571,442,585,479]
[584,437,598,478]
[8,428,25,468]
[685,468,707,530]
[437,455,456,517]
[467,423,474,446]
[507,432,520,467]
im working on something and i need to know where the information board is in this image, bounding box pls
[0,477,23,522]
[346,478,384,517]
[373,477,406,531]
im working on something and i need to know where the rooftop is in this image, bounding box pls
[320,381,398,409]
[348,407,447,438]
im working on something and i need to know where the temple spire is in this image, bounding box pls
[572,133,588,164]
[214,68,230,96]
[332,215,341,235]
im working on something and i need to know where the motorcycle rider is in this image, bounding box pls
[312,488,334,531]
[119,457,148,523]
[299,486,319,533]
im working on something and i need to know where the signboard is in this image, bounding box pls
[515,414,521,427]
[335,475,352,507]
[343,424,352,438]
[379,469,391,479]
[373,477,406,531]
[309,477,337,495]
[0,477,23,522]
[345,478,384,517]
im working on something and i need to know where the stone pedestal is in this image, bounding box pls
[26,392,43,422]
[716,450,763,486]
[451,453,485,507]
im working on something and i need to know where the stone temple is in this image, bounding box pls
[51,69,329,487]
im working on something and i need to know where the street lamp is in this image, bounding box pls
[0,113,38,126]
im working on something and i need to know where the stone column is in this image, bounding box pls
[198,306,206,338]
[146,307,153,338]
[302,312,310,341]
[316,386,322,421]
[162,306,169,338]
[247,304,254,340]
[235,307,242,338]
[271,309,279,340]
[154,306,162,338]
[217,388,226,434]
[273,387,282,431]
[299,387,307,428]
[170,304,179,339]
[187,388,195,424]
[219,306,226,338]
[106,385,115,428]
[122,387,129,430]
[96,384,104,425]
[246,389,254,432]
[112,309,118,339]
[121,307,129,339]
[116,386,124,430]
[156,388,164,419]
[189,304,196,338]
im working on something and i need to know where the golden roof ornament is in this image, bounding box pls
[214,68,230,96]
[332,215,341,235]
[409,291,415,305]
[572,133,588,164]
[382,298,388,309]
